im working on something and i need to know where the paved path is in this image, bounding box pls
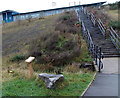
[84,57,119,96]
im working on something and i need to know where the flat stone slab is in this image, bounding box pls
[39,73,64,89]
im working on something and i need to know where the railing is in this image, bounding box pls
[81,21,104,72]
[109,27,120,51]
[97,19,106,37]
[90,13,96,26]
[83,8,120,52]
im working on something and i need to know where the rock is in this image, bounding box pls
[39,73,64,89]
[80,63,95,71]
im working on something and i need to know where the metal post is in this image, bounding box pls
[95,46,98,65]
[98,47,102,72]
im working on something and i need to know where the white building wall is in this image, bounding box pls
[0,14,3,24]
[13,7,81,21]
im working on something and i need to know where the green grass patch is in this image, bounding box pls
[109,21,120,30]
[9,55,25,62]
[2,72,94,96]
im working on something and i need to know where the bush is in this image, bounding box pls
[61,15,70,21]
[109,21,120,30]
[55,11,80,34]
[29,32,81,67]
[28,11,82,70]
[10,55,25,62]
[109,1,119,10]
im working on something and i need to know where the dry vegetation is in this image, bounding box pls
[2,11,94,79]
[86,7,110,27]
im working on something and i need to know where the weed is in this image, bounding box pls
[64,65,80,73]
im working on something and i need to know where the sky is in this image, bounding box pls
[0,0,119,13]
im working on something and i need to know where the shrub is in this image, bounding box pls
[29,32,81,67]
[61,15,70,21]
[55,11,80,34]
[109,21,120,30]
[109,1,119,10]
[10,55,25,62]
[29,11,81,69]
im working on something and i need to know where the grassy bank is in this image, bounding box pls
[2,11,95,96]
[2,71,95,96]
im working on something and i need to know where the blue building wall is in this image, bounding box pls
[1,10,19,23]
[2,12,13,23]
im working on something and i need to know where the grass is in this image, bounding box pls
[9,55,25,62]
[107,10,118,21]
[2,72,95,96]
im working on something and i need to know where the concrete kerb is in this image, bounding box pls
[81,61,98,96]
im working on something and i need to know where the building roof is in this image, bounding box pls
[0,10,19,15]
[13,1,106,16]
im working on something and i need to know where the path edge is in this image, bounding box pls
[81,63,98,96]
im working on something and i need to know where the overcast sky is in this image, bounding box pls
[0,0,119,13]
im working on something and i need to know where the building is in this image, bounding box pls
[0,13,3,24]
[0,10,19,24]
[0,1,106,24]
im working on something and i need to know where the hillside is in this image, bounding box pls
[2,11,95,96]
[2,14,63,56]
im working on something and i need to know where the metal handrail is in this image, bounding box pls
[97,19,106,36]
[81,20,103,72]
[109,27,120,50]
[83,8,120,52]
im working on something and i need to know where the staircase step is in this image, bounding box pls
[79,11,120,57]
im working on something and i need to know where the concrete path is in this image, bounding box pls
[84,57,119,97]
